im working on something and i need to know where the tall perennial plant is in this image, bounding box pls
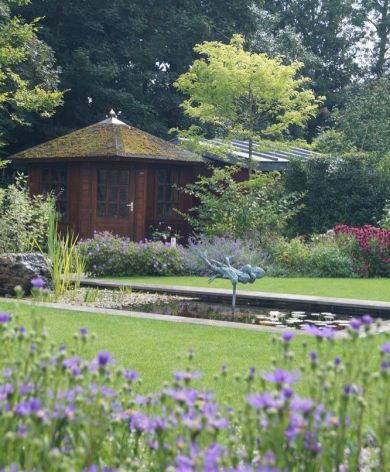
[0,306,389,470]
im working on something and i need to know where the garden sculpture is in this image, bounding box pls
[200,253,266,314]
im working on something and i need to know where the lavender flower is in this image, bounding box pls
[31,277,45,289]
[302,325,335,339]
[283,331,294,342]
[362,314,373,325]
[381,342,390,356]
[79,327,88,336]
[0,312,11,324]
[97,352,112,367]
[349,318,361,331]
[262,369,300,385]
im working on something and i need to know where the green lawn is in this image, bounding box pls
[97,276,390,302]
[0,299,386,404]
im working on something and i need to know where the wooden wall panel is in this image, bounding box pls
[78,162,92,238]
[27,165,40,195]
[134,164,147,241]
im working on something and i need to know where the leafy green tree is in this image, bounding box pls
[174,35,321,173]
[284,153,390,235]
[354,0,390,77]
[0,0,62,151]
[332,77,390,153]
[262,0,362,118]
[7,0,262,153]
[179,166,302,241]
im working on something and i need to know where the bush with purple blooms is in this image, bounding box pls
[78,231,184,277]
[0,309,389,470]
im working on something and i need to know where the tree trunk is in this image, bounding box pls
[374,0,389,77]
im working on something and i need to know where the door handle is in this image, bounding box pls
[126,202,134,212]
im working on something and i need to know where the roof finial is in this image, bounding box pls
[109,109,117,119]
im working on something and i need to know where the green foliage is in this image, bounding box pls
[180,166,303,241]
[0,0,62,148]
[354,0,390,77]
[263,0,362,109]
[312,129,355,154]
[333,78,390,153]
[78,232,184,277]
[268,234,357,278]
[0,305,390,469]
[7,0,261,153]
[0,174,55,253]
[174,35,321,150]
[284,154,390,235]
[41,211,85,297]
[379,201,390,230]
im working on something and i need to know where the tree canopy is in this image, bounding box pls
[174,35,321,170]
[0,0,62,151]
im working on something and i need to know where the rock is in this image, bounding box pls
[0,253,52,295]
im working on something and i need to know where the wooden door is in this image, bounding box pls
[92,166,135,237]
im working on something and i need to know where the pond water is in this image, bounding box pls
[125,299,354,331]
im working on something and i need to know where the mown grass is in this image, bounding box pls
[0,299,387,406]
[96,276,390,302]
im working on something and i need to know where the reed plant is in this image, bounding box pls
[40,211,85,297]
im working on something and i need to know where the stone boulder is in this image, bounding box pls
[0,253,52,295]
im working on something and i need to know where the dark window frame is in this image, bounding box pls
[96,169,130,220]
[155,168,180,219]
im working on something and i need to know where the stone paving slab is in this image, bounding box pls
[80,278,390,317]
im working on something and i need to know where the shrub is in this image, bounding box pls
[179,166,302,241]
[0,175,55,253]
[179,235,269,276]
[78,231,184,277]
[0,308,389,469]
[284,154,390,235]
[334,224,390,277]
[268,234,356,277]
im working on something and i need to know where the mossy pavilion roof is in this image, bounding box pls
[10,111,202,163]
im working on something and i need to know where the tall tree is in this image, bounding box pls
[7,0,262,154]
[333,77,390,153]
[355,0,390,77]
[0,0,62,154]
[174,35,321,173]
[262,0,361,108]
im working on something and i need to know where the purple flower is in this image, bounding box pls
[290,396,314,413]
[283,331,294,342]
[349,318,361,331]
[310,351,318,363]
[247,393,280,409]
[381,342,390,356]
[63,357,80,370]
[302,325,335,339]
[0,312,11,324]
[381,360,389,371]
[79,327,88,336]
[174,371,202,382]
[97,352,112,367]
[262,369,300,385]
[31,277,45,289]
[362,314,373,325]
[343,384,359,395]
[334,356,342,366]
[123,369,138,381]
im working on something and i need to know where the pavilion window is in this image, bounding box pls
[41,166,68,220]
[97,169,129,219]
[156,168,179,218]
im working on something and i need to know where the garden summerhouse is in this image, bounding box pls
[10,110,204,240]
